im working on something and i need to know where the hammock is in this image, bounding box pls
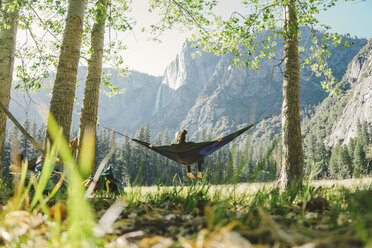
[132,124,254,165]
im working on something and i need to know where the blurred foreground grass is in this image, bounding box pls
[1,175,372,247]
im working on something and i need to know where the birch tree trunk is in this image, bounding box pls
[46,0,85,144]
[78,0,108,173]
[280,0,304,189]
[0,1,20,177]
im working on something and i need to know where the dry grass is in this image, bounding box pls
[311,176,372,190]
[124,176,372,199]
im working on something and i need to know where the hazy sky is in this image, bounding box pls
[121,0,372,76]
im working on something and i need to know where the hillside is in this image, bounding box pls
[8,28,367,142]
[303,38,372,146]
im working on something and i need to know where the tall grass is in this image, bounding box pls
[0,115,98,246]
[47,115,97,247]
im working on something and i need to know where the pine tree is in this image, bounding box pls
[304,133,317,175]
[356,120,363,144]
[329,142,341,179]
[28,120,39,159]
[7,125,21,156]
[162,128,170,145]
[95,129,111,170]
[348,138,357,161]
[367,144,372,174]
[317,141,330,179]
[242,145,255,181]
[160,127,176,183]
[109,136,120,181]
[118,131,131,183]
[353,141,366,178]
[339,146,352,179]
[142,124,153,185]
[199,128,206,142]
[155,133,162,146]
[131,125,145,184]
[3,129,10,175]
[143,124,151,143]
[37,123,46,144]
[154,132,164,183]
[20,119,32,159]
[361,121,370,147]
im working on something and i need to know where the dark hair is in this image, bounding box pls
[176,129,187,144]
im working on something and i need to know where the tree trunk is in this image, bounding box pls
[0,1,20,177]
[78,0,108,173]
[46,0,85,145]
[280,0,304,189]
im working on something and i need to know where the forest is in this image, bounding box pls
[1,0,372,247]
[3,118,372,185]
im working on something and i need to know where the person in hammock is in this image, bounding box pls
[133,124,255,181]
[175,129,203,179]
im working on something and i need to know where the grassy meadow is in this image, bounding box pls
[1,171,372,247]
[0,121,371,247]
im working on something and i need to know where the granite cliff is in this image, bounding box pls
[303,38,372,146]
[9,29,368,144]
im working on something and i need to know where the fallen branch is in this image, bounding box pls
[0,101,45,156]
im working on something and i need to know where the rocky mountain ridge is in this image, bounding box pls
[8,29,368,144]
[303,38,372,146]
[147,28,366,140]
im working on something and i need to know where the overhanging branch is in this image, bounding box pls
[0,101,45,156]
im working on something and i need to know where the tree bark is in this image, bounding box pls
[46,0,85,145]
[280,0,304,189]
[78,0,108,173]
[0,1,20,177]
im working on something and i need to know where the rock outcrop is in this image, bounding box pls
[9,29,367,143]
[327,39,372,145]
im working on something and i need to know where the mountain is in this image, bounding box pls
[147,27,366,140]
[8,28,367,143]
[303,38,372,146]
[9,70,162,132]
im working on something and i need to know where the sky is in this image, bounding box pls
[121,0,372,76]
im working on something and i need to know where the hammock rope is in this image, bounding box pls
[97,105,291,167]
[99,103,289,142]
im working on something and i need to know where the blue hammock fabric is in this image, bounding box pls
[132,124,254,165]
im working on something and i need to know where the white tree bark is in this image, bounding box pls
[280,0,304,189]
[78,0,108,173]
[46,0,85,144]
[0,1,20,177]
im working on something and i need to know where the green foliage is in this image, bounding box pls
[148,0,355,95]
[4,115,371,187]
[0,114,102,246]
[0,178,12,204]
[147,0,217,42]
[326,126,372,180]
[302,71,372,179]
[29,143,59,212]
[84,0,133,96]
[47,114,97,246]
[9,0,132,94]
[329,142,352,179]
[13,0,66,91]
